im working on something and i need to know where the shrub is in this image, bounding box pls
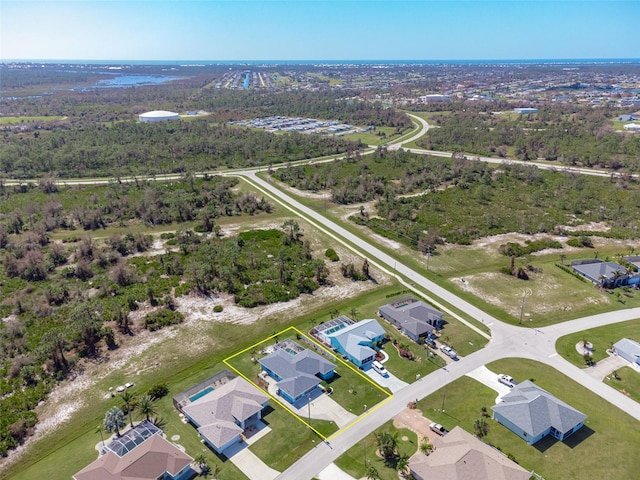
[325,248,340,262]
[143,309,184,331]
[148,383,169,400]
[213,305,223,313]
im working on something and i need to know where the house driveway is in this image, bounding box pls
[225,440,280,480]
[317,462,357,480]
[465,365,513,403]
[585,354,629,380]
[364,368,408,393]
[261,371,356,427]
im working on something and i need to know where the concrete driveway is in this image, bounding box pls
[225,440,280,480]
[290,391,357,428]
[317,462,357,480]
[364,368,408,393]
[465,365,513,403]
[585,353,629,380]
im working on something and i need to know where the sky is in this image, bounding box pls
[2,0,639,61]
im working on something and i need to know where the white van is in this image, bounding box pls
[372,361,389,377]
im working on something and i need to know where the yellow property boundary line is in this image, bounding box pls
[223,326,393,442]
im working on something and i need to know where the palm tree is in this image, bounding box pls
[104,406,126,438]
[193,453,210,476]
[473,417,490,439]
[396,453,410,477]
[365,464,380,480]
[120,390,137,428]
[375,431,398,460]
[420,440,433,455]
[137,394,157,422]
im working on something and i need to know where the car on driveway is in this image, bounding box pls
[440,346,458,359]
[498,374,516,388]
[429,422,448,436]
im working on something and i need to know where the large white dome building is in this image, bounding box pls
[139,110,180,123]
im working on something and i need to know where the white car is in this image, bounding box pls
[429,422,448,436]
[115,385,126,392]
[498,374,515,388]
[125,382,135,389]
[441,346,458,359]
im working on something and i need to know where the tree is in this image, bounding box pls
[120,390,137,428]
[281,219,301,244]
[396,453,410,476]
[362,258,370,278]
[104,406,126,438]
[375,431,398,460]
[366,463,380,480]
[137,394,157,422]
[194,453,210,476]
[473,417,489,439]
[420,440,433,455]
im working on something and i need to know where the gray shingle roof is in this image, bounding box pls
[492,380,586,438]
[379,298,443,337]
[182,377,268,450]
[277,374,322,400]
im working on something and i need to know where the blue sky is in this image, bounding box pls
[2,1,639,61]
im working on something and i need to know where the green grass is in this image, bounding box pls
[334,420,418,480]
[417,358,640,480]
[604,366,640,403]
[556,318,640,367]
[345,127,399,146]
[248,405,333,471]
[0,116,66,124]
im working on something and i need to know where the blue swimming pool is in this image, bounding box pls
[189,386,214,402]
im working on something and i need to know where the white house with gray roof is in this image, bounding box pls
[259,344,335,406]
[379,297,444,343]
[182,376,268,454]
[614,338,640,366]
[492,380,586,444]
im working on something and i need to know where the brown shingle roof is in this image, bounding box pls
[409,426,530,480]
[73,434,192,480]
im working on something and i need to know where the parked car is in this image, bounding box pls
[440,346,458,359]
[372,360,389,377]
[425,338,437,349]
[429,422,448,436]
[115,385,126,392]
[498,374,516,388]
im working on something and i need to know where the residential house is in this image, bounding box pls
[73,421,194,480]
[408,426,531,480]
[182,376,269,454]
[259,341,335,405]
[571,259,638,288]
[614,338,640,366]
[492,380,586,444]
[326,318,386,370]
[379,297,444,343]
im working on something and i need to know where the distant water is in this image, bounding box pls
[6,58,640,66]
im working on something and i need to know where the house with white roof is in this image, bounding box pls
[614,338,640,366]
[492,380,586,444]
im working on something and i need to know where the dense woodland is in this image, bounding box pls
[273,150,640,247]
[0,121,365,178]
[416,102,640,170]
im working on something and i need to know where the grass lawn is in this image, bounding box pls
[335,420,418,480]
[417,359,640,480]
[604,366,640,403]
[556,318,640,367]
[248,405,333,472]
[345,127,399,146]
[0,116,66,124]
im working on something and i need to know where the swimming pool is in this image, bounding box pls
[189,386,214,402]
